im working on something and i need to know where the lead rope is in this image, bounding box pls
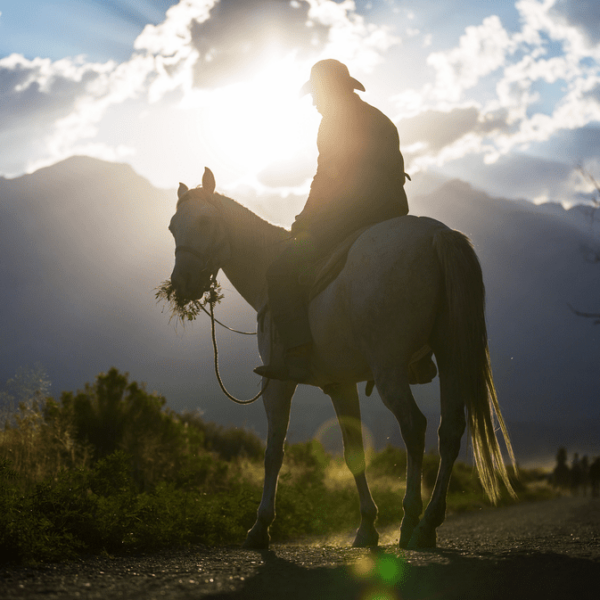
[208,299,269,405]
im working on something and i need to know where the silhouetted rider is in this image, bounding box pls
[255,59,409,382]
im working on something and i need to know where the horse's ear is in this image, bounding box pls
[178,182,189,199]
[202,167,216,195]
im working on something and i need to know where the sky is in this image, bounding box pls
[2,0,600,214]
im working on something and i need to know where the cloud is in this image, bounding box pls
[136,0,399,98]
[0,0,399,186]
[552,0,600,46]
[426,16,516,103]
[0,54,104,134]
[399,106,510,153]
[391,0,600,185]
[187,0,329,88]
[0,53,129,173]
[584,83,600,104]
[0,50,156,175]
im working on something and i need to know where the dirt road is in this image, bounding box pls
[1,496,599,600]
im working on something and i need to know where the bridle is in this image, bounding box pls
[174,245,219,280]
[175,244,207,262]
[172,211,268,405]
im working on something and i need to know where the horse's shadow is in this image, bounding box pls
[201,546,598,600]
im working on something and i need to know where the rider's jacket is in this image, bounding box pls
[294,93,408,248]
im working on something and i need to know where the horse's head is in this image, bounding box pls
[169,168,231,301]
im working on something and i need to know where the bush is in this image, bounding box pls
[0,369,554,564]
[368,444,407,479]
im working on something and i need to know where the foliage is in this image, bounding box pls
[0,368,554,565]
[155,277,223,324]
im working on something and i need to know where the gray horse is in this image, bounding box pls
[168,168,516,550]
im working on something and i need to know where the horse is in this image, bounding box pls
[168,167,516,550]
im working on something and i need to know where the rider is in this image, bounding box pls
[254,59,410,383]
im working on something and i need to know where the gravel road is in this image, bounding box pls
[1,495,598,600]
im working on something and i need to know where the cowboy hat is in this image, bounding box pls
[300,59,365,96]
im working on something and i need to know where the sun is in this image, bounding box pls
[191,57,320,182]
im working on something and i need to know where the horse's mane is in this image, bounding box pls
[182,187,289,256]
[216,193,288,239]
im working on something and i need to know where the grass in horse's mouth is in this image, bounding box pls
[155,279,223,324]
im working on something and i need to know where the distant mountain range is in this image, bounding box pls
[1,156,598,466]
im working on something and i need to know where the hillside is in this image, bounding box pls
[1,157,599,464]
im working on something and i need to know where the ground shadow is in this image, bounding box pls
[201,546,599,600]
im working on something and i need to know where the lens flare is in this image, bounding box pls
[314,416,374,472]
[351,552,408,600]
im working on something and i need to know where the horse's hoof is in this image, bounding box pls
[352,526,379,548]
[243,528,270,549]
[406,524,436,550]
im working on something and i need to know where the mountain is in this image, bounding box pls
[1,157,599,466]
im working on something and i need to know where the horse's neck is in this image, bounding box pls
[217,195,288,311]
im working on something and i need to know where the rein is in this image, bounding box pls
[173,205,271,405]
[207,298,269,405]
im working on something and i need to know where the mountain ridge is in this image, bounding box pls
[1,156,598,463]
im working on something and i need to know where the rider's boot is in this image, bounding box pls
[254,343,312,383]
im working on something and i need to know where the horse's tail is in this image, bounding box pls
[433,228,516,503]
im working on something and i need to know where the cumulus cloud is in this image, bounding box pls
[0,54,105,134]
[552,0,600,46]
[135,0,398,99]
[187,0,328,88]
[392,0,600,196]
[426,16,515,103]
[0,50,156,174]
[399,106,510,153]
[0,0,398,182]
[0,53,132,174]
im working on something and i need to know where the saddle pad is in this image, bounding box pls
[256,224,371,332]
[301,225,372,302]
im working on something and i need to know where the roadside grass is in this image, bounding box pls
[0,368,554,565]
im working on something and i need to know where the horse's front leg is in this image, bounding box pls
[326,382,379,547]
[243,378,296,549]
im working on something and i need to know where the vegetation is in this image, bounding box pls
[0,368,553,565]
[155,278,223,325]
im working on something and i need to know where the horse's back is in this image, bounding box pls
[310,215,447,372]
[344,215,447,290]
[351,215,448,256]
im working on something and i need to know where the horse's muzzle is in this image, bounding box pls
[170,257,213,301]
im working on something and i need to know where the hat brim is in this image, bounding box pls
[300,76,366,96]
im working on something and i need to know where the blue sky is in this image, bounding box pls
[1,0,600,213]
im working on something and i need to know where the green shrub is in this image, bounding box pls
[0,369,555,564]
[368,444,407,479]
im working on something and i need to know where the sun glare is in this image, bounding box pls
[191,58,320,183]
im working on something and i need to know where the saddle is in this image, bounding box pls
[297,224,437,390]
[257,225,369,334]
[257,223,437,388]
[299,225,371,302]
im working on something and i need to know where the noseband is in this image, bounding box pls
[175,245,218,278]
[175,245,207,262]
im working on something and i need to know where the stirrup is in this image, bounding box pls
[254,355,311,383]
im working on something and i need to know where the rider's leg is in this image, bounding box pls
[254,233,320,382]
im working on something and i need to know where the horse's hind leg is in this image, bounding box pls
[244,378,296,549]
[326,382,379,547]
[409,360,466,549]
[375,372,427,549]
